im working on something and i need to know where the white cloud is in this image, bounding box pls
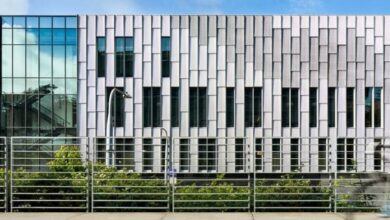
[288,0,323,13]
[0,0,28,15]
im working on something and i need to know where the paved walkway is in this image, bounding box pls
[0,213,383,220]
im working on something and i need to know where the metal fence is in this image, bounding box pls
[0,136,388,212]
[91,137,170,211]
[0,137,6,212]
[171,137,251,211]
[10,137,89,212]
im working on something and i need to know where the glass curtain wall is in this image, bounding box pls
[0,16,78,137]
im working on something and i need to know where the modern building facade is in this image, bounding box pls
[1,15,390,173]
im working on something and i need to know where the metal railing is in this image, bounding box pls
[91,137,170,211]
[10,137,89,212]
[0,137,6,212]
[171,137,251,211]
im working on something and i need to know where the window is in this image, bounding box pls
[272,139,281,172]
[161,138,167,172]
[106,88,125,127]
[310,88,317,127]
[190,88,207,127]
[235,138,245,172]
[290,138,299,171]
[143,139,153,172]
[328,88,336,127]
[115,37,133,77]
[374,139,383,171]
[365,87,382,127]
[244,88,262,127]
[318,138,328,171]
[96,37,106,77]
[180,139,190,172]
[171,87,179,127]
[114,138,135,171]
[226,88,235,127]
[161,37,171,77]
[143,87,161,127]
[198,138,216,172]
[337,138,355,171]
[282,88,299,127]
[346,88,354,127]
[255,138,263,171]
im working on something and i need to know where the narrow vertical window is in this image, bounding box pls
[255,138,263,171]
[282,88,299,127]
[161,138,167,172]
[318,138,327,171]
[245,88,262,127]
[143,139,153,172]
[290,138,299,171]
[96,37,106,77]
[374,139,383,171]
[328,88,336,127]
[310,88,317,127]
[161,37,171,77]
[346,88,354,127]
[235,138,245,172]
[226,88,235,127]
[198,138,216,172]
[143,87,161,127]
[171,87,179,127]
[190,88,207,127]
[106,88,124,127]
[366,87,382,127]
[180,139,190,172]
[272,139,281,172]
[115,37,133,77]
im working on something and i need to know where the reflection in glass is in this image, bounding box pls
[2,29,12,44]
[53,45,65,77]
[13,45,26,77]
[66,79,77,94]
[66,17,77,28]
[26,45,39,77]
[66,45,77,77]
[53,17,65,28]
[53,78,65,94]
[374,88,381,127]
[13,78,25,93]
[13,17,25,28]
[2,17,12,28]
[39,29,52,44]
[26,28,39,44]
[26,78,39,93]
[40,45,52,77]
[2,78,12,93]
[13,28,25,44]
[66,29,77,45]
[39,17,52,28]
[53,29,65,44]
[27,17,39,28]
[2,45,12,77]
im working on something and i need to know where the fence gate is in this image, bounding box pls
[0,137,6,212]
[91,137,170,211]
[10,137,89,211]
[253,138,333,212]
[171,137,251,212]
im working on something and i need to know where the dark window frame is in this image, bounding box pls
[143,87,161,127]
[190,87,207,127]
[244,87,262,127]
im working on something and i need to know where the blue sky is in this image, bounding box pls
[1,0,390,15]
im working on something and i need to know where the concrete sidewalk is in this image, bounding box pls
[0,213,383,220]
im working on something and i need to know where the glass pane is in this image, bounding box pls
[290,139,299,171]
[374,87,381,127]
[13,78,25,93]
[27,17,39,28]
[13,45,26,77]
[26,78,39,93]
[198,88,207,127]
[40,94,53,127]
[66,79,77,94]
[2,17,12,28]
[66,17,77,28]
[328,88,336,127]
[53,94,66,127]
[53,17,65,28]
[115,38,124,77]
[365,87,373,127]
[13,17,25,28]
[53,78,65,94]
[53,29,65,44]
[40,45,52,77]
[346,88,354,127]
[282,88,289,127]
[161,37,171,51]
[254,88,262,127]
[272,139,281,171]
[97,37,106,77]
[152,88,161,127]
[2,78,12,93]
[2,29,12,44]
[226,88,235,127]
[39,29,52,44]
[53,45,65,77]
[244,88,252,127]
[2,45,12,77]
[39,17,52,28]
[189,88,197,127]
[26,45,39,77]
[310,88,317,127]
[171,87,179,127]
[66,29,77,45]
[26,28,39,44]
[143,88,151,127]
[13,29,25,44]
[66,45,77,77]
[66,95,77,127]
[290,88,299,127]
[39,78,52,91]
